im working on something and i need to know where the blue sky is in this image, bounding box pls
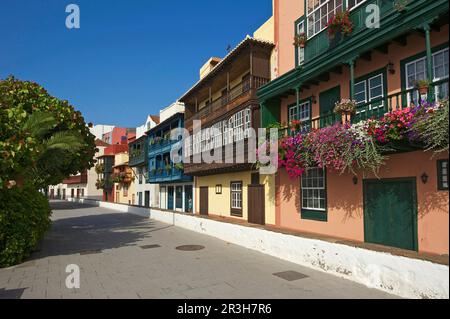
[0,0,272,127]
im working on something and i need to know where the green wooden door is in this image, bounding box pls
[363,178,418,251]
[319,86,340,127]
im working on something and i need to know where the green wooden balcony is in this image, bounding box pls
[280,79,449,136]
[129,137,148,167]
[304,0,398,64]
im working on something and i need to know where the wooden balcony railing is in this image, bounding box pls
[189,76,269,121]
[278,79,449,137]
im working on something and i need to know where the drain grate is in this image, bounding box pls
[175,245,205,251]
[273,271,309,281]
[140,244,161,250]
[79,249,103,255]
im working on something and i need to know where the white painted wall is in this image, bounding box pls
[90,124,115,140]
[160,101,185,123]
[136,115,158,139]
[69,198,449,299]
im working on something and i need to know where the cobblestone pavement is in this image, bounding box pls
[0,201,399,299]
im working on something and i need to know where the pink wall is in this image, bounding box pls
[279,26,449,121]
[273,25,449,255]
[274,0,304,77]
[276,151,449,255]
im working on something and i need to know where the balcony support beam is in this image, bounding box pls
[348,57,357,101]
[423,23,434,101]
[295,86,301,121]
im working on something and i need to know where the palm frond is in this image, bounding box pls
[43,131,85,152]
[22,111,56,139]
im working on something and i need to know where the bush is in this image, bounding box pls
[0,186,51,267]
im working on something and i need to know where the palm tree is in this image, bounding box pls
[15,112,85,187]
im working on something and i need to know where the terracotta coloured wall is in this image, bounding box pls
[279,27,449,121]
[273,0,304,77]
[273,26,449,255]
[276,151,449,255]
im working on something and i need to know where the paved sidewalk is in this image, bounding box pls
[0,201,399,299]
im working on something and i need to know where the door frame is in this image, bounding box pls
[363,177,419,251]
[199,186,209,216]
[247,184,265,225]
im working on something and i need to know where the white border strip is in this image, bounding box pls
[69,199,449,299]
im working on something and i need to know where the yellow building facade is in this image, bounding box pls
[113,152,136,205]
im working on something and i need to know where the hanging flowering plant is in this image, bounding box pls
[411,99,449,154]
[278,134,313,178]
[327,11,353,38]
[290,120,303,133]
[293,32,307,48]
[334,99,357,115]
[304,123,385,175]
[275,100,445,178]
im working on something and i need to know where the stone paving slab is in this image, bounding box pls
[0,201,399,299]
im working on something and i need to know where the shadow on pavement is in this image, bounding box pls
[27,212,166,260]
[50,200,98,211]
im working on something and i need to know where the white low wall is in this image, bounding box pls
[69,198,449,299]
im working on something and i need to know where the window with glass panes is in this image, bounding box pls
[433,48,449,100]
[234,110,244,142]
[288,101,311,132]
[438,160,449,191]
[307,0,343,38]
[297,20,305,66]
[347,0,366,10]
[405,47,449,104]
[354,73,385,114]
[301,168,326,211]
[230,182,243,213]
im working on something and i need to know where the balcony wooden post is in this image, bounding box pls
[348,59,356,101]
[295,86,300,122]
[423,23,435,101]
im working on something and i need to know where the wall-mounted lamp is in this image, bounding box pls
[352,176,358,185]
[311,94,317,104]
[387,62,396,75]
[421,173,429,184]
[215,184,222,194]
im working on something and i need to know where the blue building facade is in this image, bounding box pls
[147,112,194,212]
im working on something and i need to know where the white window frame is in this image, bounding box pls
[288,105,298,123]
[346,0,366,11]
[234,110,245,142]
[306,0,343,39]
[354,72,384,115]
[368,73,385,110]
[231,182,243,210]
[301,168,326,212]
[405,47,449,105]
[192,108,252,155]
[354,80,368,106]
[297,20,305,66]
[289,101,311,131]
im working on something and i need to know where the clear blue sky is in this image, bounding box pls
[0,0,272,127]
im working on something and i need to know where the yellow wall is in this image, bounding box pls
[261,174,276,225]
[196,171,275,224]
[196,172,251,220]
[115,181,135,205]
[199,69,251,108]
[253,16,274,43]
[114,153,129,166]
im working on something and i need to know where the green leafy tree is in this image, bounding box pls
[0,76,96,189]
